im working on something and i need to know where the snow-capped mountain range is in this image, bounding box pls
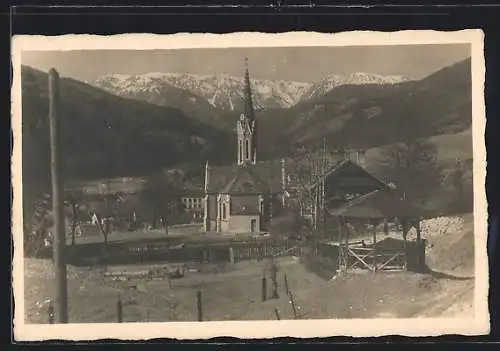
[92,72,412,112]
[300,73,411,101]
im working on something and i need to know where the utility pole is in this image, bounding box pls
[48,68,69,323]
[321,138,327,236]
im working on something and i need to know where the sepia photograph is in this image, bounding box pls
[11,30,488,340]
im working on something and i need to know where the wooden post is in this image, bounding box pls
[289,291,298,319]
[262,276,267,302]
[274,308,281,320]
[48,300,54,324]
[415,218,423,271]
[116,296,123,323]
[197,290,203,321]
[402,218,408,271]
[270,258,279,299]
[272,280,280,299]
[372,220,378,272]
[284,272,289,295]
[48,68,69,323]
[229,247,235,264]
[103,218,110,270]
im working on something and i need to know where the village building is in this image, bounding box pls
[181,180,204,222]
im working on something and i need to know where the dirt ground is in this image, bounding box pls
[22,213,475,323]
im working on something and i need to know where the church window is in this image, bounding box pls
[245,140,249,159]
[222,203,227,219]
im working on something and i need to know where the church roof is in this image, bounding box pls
[206,161,282,194]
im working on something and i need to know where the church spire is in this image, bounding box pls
[236,57,258,166]
[243,57,255,122]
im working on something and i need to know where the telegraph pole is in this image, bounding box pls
[49,68,69,323]
[321,138,327,235]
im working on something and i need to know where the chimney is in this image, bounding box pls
[347,149,356,162]
[356,149,367,168]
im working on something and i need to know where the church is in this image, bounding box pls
[202,60,287,233]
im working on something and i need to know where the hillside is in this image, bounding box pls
[259,58,472,155]
[93,73,237,131]
[21,66,232,204]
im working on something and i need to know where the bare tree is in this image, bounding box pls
[139,171,184,229]
[375,139,443,211]
[65,189,83,246]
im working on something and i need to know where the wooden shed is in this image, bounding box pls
[328,189,425,273]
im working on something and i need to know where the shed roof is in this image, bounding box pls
[322,160,391,194]
[328,189,419,219]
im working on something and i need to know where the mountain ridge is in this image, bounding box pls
[92,71,411,112]
[256,58,472,158]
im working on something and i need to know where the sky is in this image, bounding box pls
[21,44,471,83]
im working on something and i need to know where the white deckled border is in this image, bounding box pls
[11,30,488,341]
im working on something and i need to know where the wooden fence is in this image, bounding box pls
[63,237,302,266]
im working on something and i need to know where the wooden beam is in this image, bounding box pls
[348,250,376,269]
[377,252,403,271]
[347,247,375,271]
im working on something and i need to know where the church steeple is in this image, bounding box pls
[243,57,255,122]
[237,57,257,166]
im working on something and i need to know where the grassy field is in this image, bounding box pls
[23,214,475,323]
[23,256,473,323]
